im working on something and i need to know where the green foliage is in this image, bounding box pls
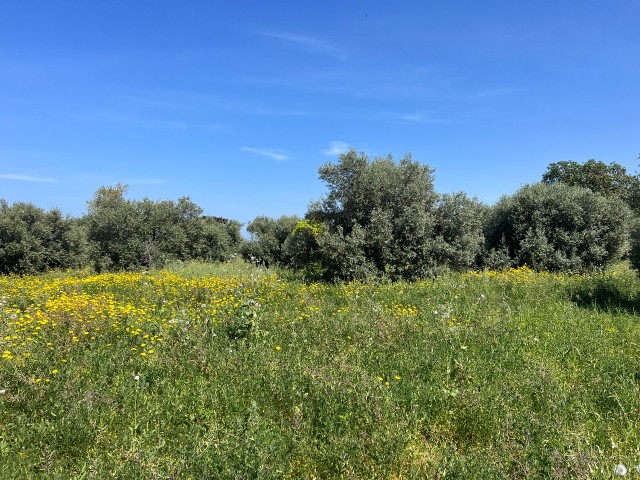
[282,220,324,278]
[188,216,242,263]
[485,182,630,271]
[309,149,438,280]
[85,184,142,271]
[136,198,191,267]
[241,215,300,267]
[307,149,486,280]
[542,159,640,212]
[433,192,487,270]
[86,185,239,271]
[0,200,86,274]
[629,221,640,274]
[317,224,376,281]
[312,149,437,233]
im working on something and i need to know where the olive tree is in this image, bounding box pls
[308,149,442,280]
[485,183,630,272]
[433,193,487,270]
[86,184,239,271]
[542,159,640,213]
[85,184,143,271]
[0,200,86,274]
[241,215,300,267]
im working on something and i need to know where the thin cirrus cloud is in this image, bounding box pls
[322,141,350,156]
[256,31,349,61]
[241,146,291,161]
[398,111,450,124]
[0,173,56,183]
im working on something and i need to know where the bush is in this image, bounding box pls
[0,200,86,274]
[189,216,242,263]
[308,149,439,280]
[542,159,640,213]
[306,149,487,280]
[282,220,324,278]
[485,183,630,272]
[86,185,143,271]
[241,215,300,267]
[629,220,640,274]
[317,224,376,281]
[433,193,487,270]
[86,185,238,271]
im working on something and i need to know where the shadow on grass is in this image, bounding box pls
[570,277,640,314]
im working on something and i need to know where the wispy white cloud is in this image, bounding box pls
[257,31,349,60]
[322,141,350,156]
[241,147,290,161]
[0,174,56,183]
[398,111,450,123]
[399,113,424,122]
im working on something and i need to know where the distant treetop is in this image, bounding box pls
[541,159,640,212]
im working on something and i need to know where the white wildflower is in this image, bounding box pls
[615,464,627,476]
[133,374,140,382]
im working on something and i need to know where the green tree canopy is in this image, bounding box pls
[0,200,86,274]
[485,183,630,272]
[306,149,485,280]
[542,159,640,212]
[86,185,240,271]
[241,215,300,267]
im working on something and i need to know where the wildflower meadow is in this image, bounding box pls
[1,260,640,478]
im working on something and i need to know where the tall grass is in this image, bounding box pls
[1,263,639,478]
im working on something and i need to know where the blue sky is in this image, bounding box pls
[1,0,639,224]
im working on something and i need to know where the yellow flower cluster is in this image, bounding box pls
[463,265,568,284]
[0,270,275,375]
[384,302,418,318]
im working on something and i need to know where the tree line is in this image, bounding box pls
[0,184,242,275]
[2,152,640,279]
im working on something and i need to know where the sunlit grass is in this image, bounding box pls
[1,262,640,478]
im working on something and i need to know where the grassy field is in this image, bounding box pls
[1,260,640,479]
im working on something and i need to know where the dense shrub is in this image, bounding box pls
[189,216,242,263]
[282,220,324,278]
[0,200,86,274]
[485,183,630,272]
[433,193,487,270]
[308,149,438,280]
[305,149,486,280]
[316,224,376,281]
[542,159,640,213]
[85,184,142,271]
[629,220,640,274]
[86,185,239,271]
[241,215,300,267]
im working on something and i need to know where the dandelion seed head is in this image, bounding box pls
[615,464,627,476]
